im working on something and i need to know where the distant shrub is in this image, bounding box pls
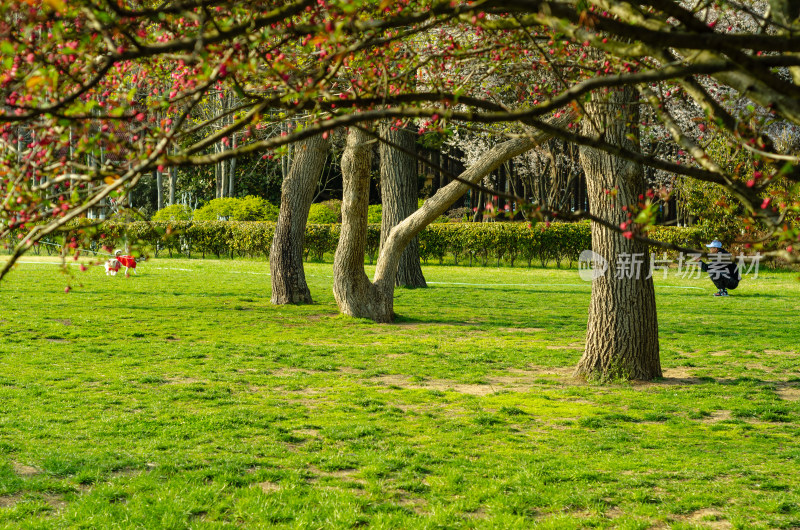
[231,195,278,221]
[193,198,239,221]
[193,197,278,221]
[446,207,472,222]
[367,204,382,224]
[62,218,713,267]
[308,200,341,224]
[152,204,193,222]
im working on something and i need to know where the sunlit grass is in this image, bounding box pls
[0,257,798,528]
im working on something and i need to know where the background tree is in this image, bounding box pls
[270,131,331,305]
[379,124,426,288]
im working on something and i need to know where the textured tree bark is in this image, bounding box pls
[334,127,395,322]
[155,169,163,210]
[168,166,177,205]
[379,124,426,288]
[332,117,570,323]
[270,133,331,305]
[575,87,661,381]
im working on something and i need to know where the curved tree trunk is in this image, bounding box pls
[270,133,330,305]
[331,116,571,323]
[334,127,395,322]
[575,87,661,381]
[379,124,426,288]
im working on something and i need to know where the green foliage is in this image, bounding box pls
[231,195,279,222]
[307,200,342,224]
[151,204,193,222]
[41,220,722,266]
[193,198,240,221]
[676,134,754,245]
[193,197,278,222]
[305,224,339,261]
[419,222,592,267]
[367,204,382,224]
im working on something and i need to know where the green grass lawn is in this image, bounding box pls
[0,257,799,528]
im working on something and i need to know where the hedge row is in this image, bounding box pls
[21,220,711,266]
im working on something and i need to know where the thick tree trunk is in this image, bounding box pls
[379,124,426,288]
[270,133,331,304]
[334,127,395,322]
[575,87,661,381]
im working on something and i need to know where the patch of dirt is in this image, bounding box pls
[294,429,319,438]
[701,410,733,423]
[0,493,66,512]
[13,463,41,476]
[258,481,281,493]
[338,367,363,375]
[326,469,361,479]
[306,465,365,485]
[392,322,426,329]
[270,368,309,377]
[777,386,800,402]
[373,372,557,396]
[54,319,72,326]
[109,467,144,479]
[674,509,731,529]
[512,366,576,378]
[501,327,545,333]
[709,350,731,356]
[371,365,750,395]
[764,349,798,356]
[629,367,712,387]
[397,496,428,514]
[546,343,584,350]
[0,494,23,508]
[305,313,338,322]
[743,363,774,372]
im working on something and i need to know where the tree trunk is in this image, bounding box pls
[379,124,426,288]
[215,144,223,198]
[270,133,331,304]
[330,116,571,323]
[575,86,661,381]
[334,127,395,322]
[228,135,237,197]
[169,166,177,205]
[155,169,163,210]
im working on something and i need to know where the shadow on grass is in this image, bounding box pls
[642,376,796,387]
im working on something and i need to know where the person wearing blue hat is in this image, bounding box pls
[700,239,740,296]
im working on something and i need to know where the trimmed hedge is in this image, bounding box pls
[14,220,711,266]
